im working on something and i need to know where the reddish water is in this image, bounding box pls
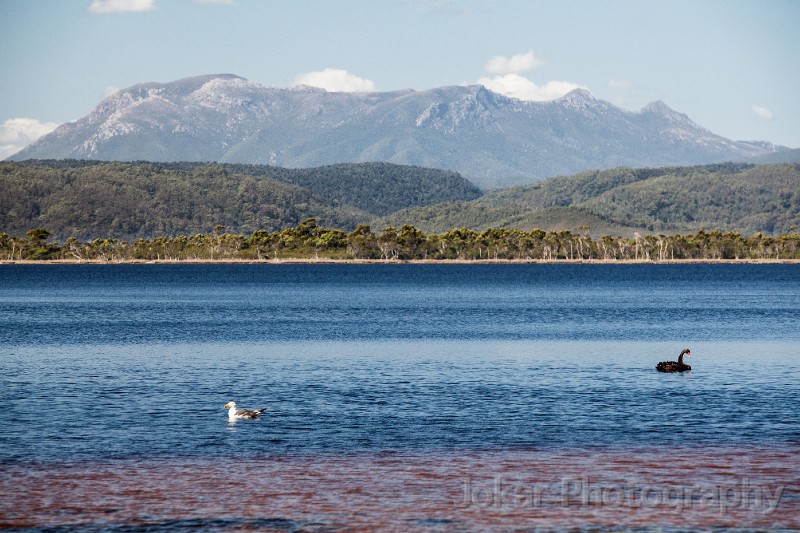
[3,446,797,531]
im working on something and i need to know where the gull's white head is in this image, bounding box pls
[224,401,236,409]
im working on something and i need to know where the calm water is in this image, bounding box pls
[1,264,799,531]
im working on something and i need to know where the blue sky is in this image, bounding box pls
[1,0,798,158]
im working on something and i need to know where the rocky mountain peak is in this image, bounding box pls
[556,88,597,108]
[641,100,700,129]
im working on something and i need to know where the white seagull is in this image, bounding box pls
[224,401,266,420]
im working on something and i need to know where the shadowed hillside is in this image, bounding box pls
[0,160,480,239]
[378,163,800,236]
[3,160,798,241]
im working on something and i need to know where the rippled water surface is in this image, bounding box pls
[1,264,799,531]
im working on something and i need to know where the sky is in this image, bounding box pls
[1,0,798,159]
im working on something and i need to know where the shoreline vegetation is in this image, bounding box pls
[4,259,800,265]
[3,220,800,263]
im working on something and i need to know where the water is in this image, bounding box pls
[1,264,798,531]
[2,264,798,345]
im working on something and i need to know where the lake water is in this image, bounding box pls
[1,264,798,531]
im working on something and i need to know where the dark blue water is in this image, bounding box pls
[2,263,799,344]
[1,264,799,463]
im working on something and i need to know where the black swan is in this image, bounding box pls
[656,348,692,372]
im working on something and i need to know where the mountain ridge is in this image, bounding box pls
[8,74,786,188]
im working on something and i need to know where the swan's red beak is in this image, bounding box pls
[687,352,691,358]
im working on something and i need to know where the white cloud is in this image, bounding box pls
[607,78,632,90]
[291,68,376,93]
[752,104,773,120]
[477,74,585,102]
[88,0,155,13]
[0,118,60,159]
[485,50,542,75]
[477,50,584,102]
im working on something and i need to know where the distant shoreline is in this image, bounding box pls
[3,258,799,265]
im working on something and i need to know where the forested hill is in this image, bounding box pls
[205,161,480,216]
[379,163,800,236]
[0,160,480,239]
[3,160,799,240]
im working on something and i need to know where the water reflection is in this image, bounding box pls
[2,446,797,531]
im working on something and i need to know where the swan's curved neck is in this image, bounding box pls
[678,353,685,364]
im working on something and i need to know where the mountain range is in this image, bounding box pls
[8,74,789,188]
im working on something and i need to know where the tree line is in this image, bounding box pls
[3,220,799,262]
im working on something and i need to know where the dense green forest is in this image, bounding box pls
[2,160,799,247]
[380,163,800,236]
[3,221,799,262]
[0,160,480,239]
